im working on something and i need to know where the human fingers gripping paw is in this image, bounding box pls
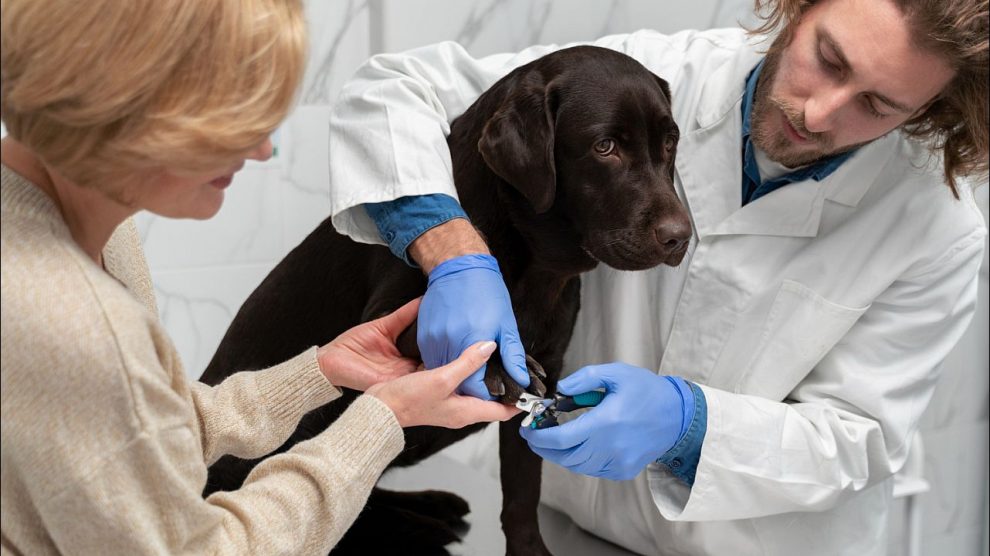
[416,324,443,369]
[377,297,422,339]
[382,341,499,428]
[456,371,494,400]
[448,397,520,427]
[451,332,497,399]
[498,329,530,388]
[416,294,460,369]
[440,341,497,384]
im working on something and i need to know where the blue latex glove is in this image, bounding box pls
[419,254,530,400]
[519,363,694,481]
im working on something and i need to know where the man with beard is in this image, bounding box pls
[326,0,988,553]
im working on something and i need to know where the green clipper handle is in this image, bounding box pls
[554,390,606,412]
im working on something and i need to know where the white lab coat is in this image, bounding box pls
[327,28,986,556]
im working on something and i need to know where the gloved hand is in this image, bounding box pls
[519,363,695,481]
[419,254,529,400]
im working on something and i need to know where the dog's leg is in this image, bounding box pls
[493,354,560,556]
[498,415,552,556]
[493,274,579,555]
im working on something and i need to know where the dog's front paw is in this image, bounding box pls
[485,354,548,405]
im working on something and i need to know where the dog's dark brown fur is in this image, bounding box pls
[199,46,690,555]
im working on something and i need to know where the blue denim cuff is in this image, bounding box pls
[363,193,469,267]
[656,381,708,487]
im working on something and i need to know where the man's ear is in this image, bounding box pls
[478,73,557,214]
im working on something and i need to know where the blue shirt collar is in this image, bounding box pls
[741,59,762,144]
[740,59,858,204]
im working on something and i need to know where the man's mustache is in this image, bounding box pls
[770,96,832,150]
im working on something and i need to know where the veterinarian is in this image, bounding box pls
[325,0,988,553]
[0,1,520,554]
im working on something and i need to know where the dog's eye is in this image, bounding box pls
[593,139,616,156]
[663,136,676,153]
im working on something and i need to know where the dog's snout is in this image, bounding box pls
[655,217,691,253]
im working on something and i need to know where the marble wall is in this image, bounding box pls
[124,1,987,554]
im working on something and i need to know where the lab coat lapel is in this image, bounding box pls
[710,137,890,237]
[711,179,825,237]
[675,43,754,241]
[676,119,743,240]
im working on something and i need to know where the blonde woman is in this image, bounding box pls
[0,0,517,554]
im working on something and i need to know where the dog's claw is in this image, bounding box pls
[526,374,547,399]
[488,378,506,397]
[524,354,548,398]
[525,354,547,379]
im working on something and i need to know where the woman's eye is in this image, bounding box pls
[594,138,616,156]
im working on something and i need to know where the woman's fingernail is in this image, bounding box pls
[478,341,497,356]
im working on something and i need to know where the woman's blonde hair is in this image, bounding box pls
[1,0,306,187]
[749,0,989,197]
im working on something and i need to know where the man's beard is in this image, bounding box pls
[749,39,867,168]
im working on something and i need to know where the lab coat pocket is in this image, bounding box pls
[736,280,870,399]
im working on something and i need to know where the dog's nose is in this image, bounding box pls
[655,218,691,253]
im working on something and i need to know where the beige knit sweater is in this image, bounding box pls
[0,165,405,555]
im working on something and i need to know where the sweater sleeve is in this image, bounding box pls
[39,395,404,555]
[188,348,343,465]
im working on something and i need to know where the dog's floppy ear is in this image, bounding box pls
[478,74,557,214]
[653,74,672,105]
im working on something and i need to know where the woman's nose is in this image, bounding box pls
[247,138,274,162]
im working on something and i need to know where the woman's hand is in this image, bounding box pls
[367,341,521,428]
[316,298,422,391]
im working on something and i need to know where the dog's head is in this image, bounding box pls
[478,46,691,271]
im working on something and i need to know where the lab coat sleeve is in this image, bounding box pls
[648,228,987,521]
[327,33,665,245]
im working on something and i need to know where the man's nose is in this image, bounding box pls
[803,88,849,133]
[247,138,274,162]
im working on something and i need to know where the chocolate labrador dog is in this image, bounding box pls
[200,45,690,555]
